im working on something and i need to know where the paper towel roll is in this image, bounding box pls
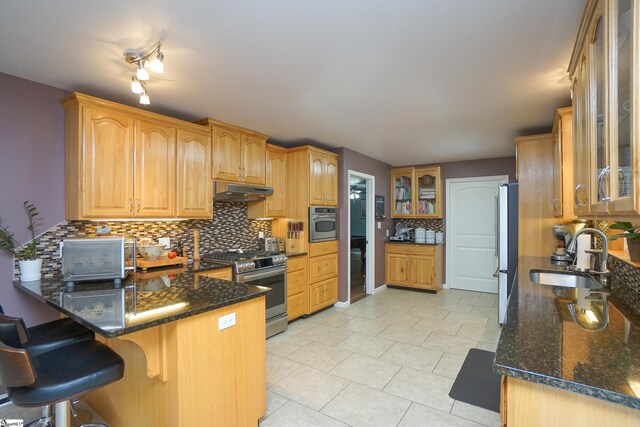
[576,234,591,270]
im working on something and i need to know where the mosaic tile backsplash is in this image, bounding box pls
[392,218,444,239]
[608,255,640,317]
[14,202,271,279]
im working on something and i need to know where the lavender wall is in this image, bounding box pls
[0,73,70,325]
[337,148,393,302]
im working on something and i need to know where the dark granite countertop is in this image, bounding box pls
[495,256,640,409]
[14,270,270,339]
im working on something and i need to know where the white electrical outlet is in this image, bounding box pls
[158,237,170,248]
[377,222,381,229]
[258,231,264,238]
[218,313,236,330]
[386,229,389,237]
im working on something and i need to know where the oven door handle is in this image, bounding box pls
[238,267,287,282]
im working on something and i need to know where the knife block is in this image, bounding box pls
[286,232,306,253]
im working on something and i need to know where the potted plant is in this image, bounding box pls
[0,201,44,281]
[609,221,640,262]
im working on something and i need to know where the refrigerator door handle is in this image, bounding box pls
[493,265,500,278]
[495,195,499,258]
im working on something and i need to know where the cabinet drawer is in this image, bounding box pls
[309,253,338,283]
[287,256,306,272]
[287,269,307,296]
[386,243,435,256]
[309,277,338,312]
[288,292,307,320]
[196,267,232,281]
[309,241,338,257]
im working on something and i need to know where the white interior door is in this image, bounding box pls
[446,176,507,293]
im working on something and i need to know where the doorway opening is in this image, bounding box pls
[347,170,375,304]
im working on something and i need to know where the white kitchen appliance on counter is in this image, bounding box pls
[415,228,426,243]
[496,183,518,324]
[425,229,435,244]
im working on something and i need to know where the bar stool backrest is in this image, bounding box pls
[0,312,30,347]
[0,341,36,387]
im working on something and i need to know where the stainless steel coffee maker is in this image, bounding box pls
[551,220,587,265]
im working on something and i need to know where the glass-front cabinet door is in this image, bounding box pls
[391,167,414,217]
[415,166,442,218]
[609,0,636,213]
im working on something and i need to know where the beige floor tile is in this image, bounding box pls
[337,332,395,358]
[266,353,303,386]
[0,404,41,424]
[286,341,353,371]
[444,311,489,327]
[451,401,501,427]
[375,311,421,328]
[384,366,456,412]
[380,342,443,372]
[343,317,390,336]
[322,382,411,427]
[413,317,462,336]
[434,301,475,313]
[457,324,501,344]
[407,305,449,320]
[377,323,430,346]
[471,305,498,318]
[330,353,402,389]
[310,309,354,327]
[300,324,353,346]
[263,390,289,418]
[266,333,312,357]
[270,365,350,410]
[422,332,478,355]
[476,341,498,352]
[343,304,387,320]
[398,402,485,427]
[285,318,319,335]
[432,352,467,379]
[260,401,348,427]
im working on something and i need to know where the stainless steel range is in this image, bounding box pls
[202,250,288,338]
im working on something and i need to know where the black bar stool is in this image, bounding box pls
[0,339,124,427]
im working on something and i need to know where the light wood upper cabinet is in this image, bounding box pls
[78,106,135,218]
[391,166,442,218]
[248,144,287,219]
[135,120,176,218]
[62,93,212,220]
[309,150,338,206]
[569,0,640,216]
[199,118,268,185]
[552,107,574,218]
[177,128,212,218]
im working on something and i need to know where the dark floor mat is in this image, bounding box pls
[448,348,501,413]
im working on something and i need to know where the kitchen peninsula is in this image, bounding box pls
[14,268,270,427]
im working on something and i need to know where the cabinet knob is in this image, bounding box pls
[129,198,134,213]
[137,198,141,212]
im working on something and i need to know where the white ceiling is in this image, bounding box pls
[0,1,584,166]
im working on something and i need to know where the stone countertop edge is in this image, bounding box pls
[493,257,640,410]
[13,275,271,339]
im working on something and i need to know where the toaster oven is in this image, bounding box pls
[61,236,135,285]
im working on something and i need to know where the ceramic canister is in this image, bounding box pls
[425,229,435,244]
[415,228,426,243]
[435,231,443,244]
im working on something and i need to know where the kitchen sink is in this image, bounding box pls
[529,269,602,289]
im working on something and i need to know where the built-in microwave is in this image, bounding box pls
[309,206,338,242]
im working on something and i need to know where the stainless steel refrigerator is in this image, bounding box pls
[496,183,518,324]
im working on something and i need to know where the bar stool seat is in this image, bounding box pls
[1,339,124,426]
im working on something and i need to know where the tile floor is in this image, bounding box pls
[260,287,502,427]
[0,287,501,427]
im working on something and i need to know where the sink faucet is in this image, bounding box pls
[566,228,610,277]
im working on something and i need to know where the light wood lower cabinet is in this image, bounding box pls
[286,256,308,321]
[502,376,640,426]
[385,243,443,291]
[195,267,232,281]
[307,241,338,313]
[86,297,266,427]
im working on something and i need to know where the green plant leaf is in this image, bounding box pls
[610,221,634,231]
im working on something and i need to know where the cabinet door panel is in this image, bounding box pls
[288,292,307,320]
[135,120,176,217]
[242,135,266,184]
[83,107,135,218]
[309,153,325,205]
[177,128,212,218]
[287,270,307,296]
[266,147,286,216]
[213,127,242,182]
[309,277,337,312]
[309,253,338,283]
[411,255,435,290]
[391,168,415,217]
[324,156,338,206]
[415,167,441,217]
[385,253,409,286]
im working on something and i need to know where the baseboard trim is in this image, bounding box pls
[334,300,350,308]
[373,284,387,294]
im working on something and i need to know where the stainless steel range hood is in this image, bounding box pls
[213,181,273,202]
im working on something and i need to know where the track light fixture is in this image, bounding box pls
[125,41,164,105]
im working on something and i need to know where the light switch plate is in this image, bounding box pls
[158,237,170,248]
[219,313,236,330]
[258,231,264,238]
[386,229,389,237]
[377,222,381,229]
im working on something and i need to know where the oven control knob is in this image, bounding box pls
[273,255,287,266]
[236,261,255,273]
